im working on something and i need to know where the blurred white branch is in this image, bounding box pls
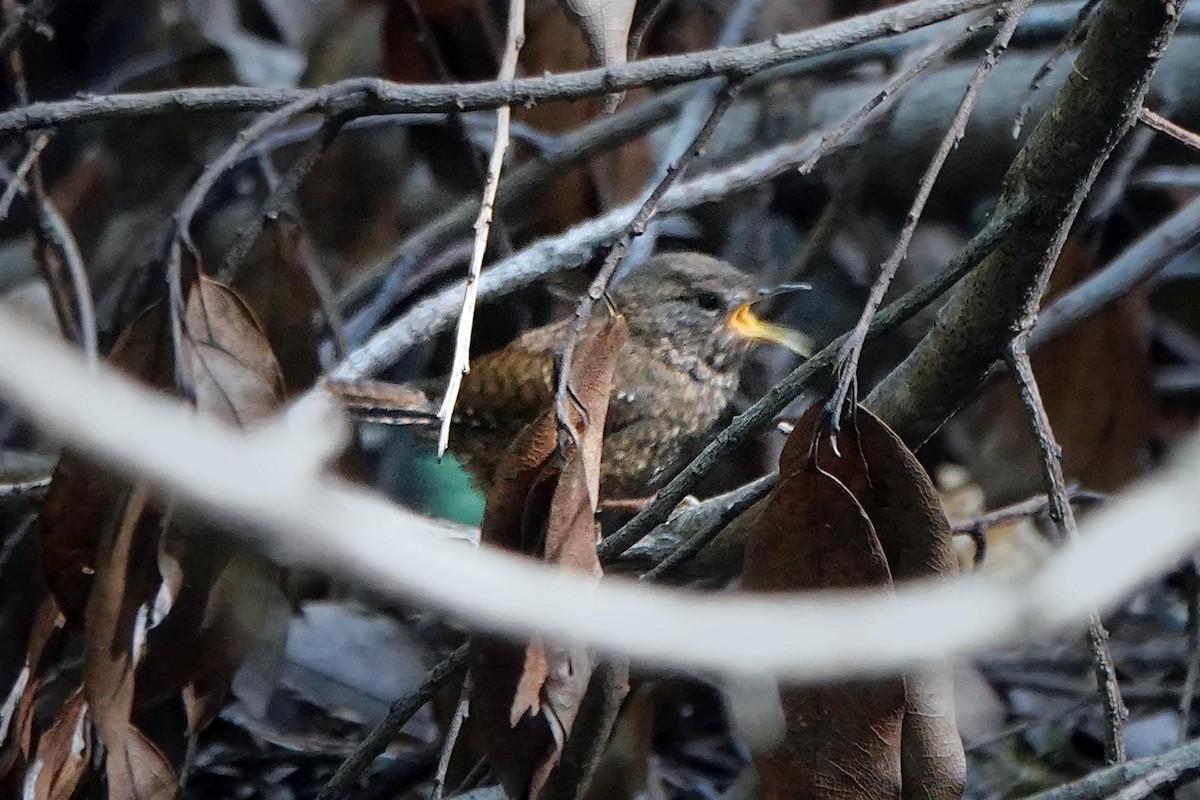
[1,308,1198,681]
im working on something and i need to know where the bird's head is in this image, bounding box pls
[611,252,811,371]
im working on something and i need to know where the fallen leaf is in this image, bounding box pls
[232,217,326,393]
[179,275,285,424]
[135,277,287,730]
[516,5,649,234]
[749,404,965,800]
[28,691,91,800]
[39,302,174,627]
[0,598,64,792]
[33,274,287,792]
[471,315,626,799]
[743,444,904,800]
[844,411,965,800]
[82,484,176,800]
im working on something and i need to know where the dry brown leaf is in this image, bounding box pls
[743,444,904,800]
[232,217,325,393]
[181,275,285,424]
[33,274,287,792]
[517,5,649,234]
[0,598,64,792]
[39,302,174,626]
[82,484,176,800]
[471,315,626,800]
[751,404,965,800]
[846,411,965,800]
[140,277,286,731]
[28,691,91,800]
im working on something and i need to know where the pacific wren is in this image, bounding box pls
[332,252,808,498]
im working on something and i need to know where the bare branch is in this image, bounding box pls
[827,0,1029,428]
[4,308,1200,682]
[0,0,999,135]
[867,0,1185,447]
[1006,335,1127,762]
[318,645,469,800]
[438,0,525,456]
[1139,106,1200,153]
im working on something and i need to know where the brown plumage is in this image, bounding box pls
[332,252,804,498]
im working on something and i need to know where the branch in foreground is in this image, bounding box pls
[4,309,1200,680]
[0,0,996,135]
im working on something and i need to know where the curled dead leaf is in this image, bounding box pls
[743,453,904,800]
[471,315,626,799]
[746,404,965,800]
[27,691,91,800]
[35,274,288,793]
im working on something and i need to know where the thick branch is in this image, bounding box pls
[867,0,1186,446]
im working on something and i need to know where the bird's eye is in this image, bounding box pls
[696,291,724,311]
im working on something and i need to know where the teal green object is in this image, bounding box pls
[411,450,485,527]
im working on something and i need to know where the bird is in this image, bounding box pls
[328,252,809,499]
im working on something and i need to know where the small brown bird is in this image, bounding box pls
[331,252,808,498]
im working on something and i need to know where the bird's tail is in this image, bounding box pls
[320,377,439,426]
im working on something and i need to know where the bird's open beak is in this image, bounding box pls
[726,302,811,357]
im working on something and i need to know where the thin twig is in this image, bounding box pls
[641,473,776,582]
[1005,333,1126,763]
[1180,562,1200,741]
[0,475,50,502]
[399,0,513,256]
[318,645,470,800]
[218,113,348,281]
[437,0,524,457]
[1025,737,1200,800]
[951,488,1107,533]
[552,80,741,446]
[960,191,1200,413]
[1108,764,1200,800]
[1011,0,1099,138]
[1,0,96,368]
[168,83,371,392]
[863,0,1184,450]
[1138,106,1200,153]
[796,6,1001,176]
[337,2,1152,331]
[432,676,472,800]
[625,0,764,268]
[826,0,1031,430]
[0,131,45,218]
